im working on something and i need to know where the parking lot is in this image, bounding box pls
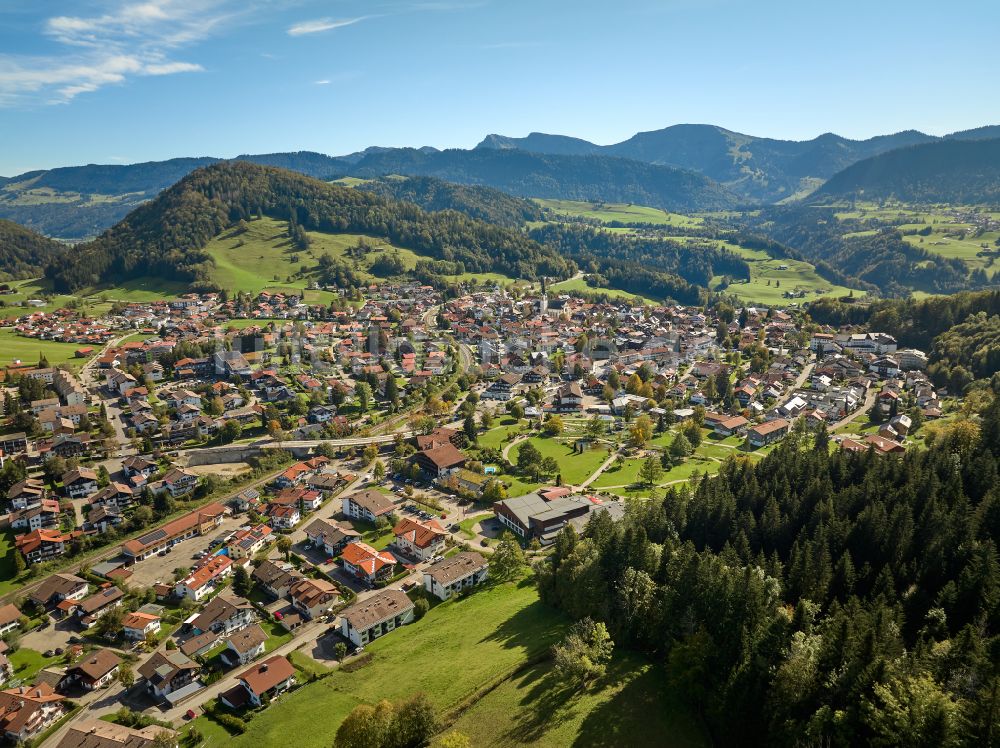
[125,513,249,589]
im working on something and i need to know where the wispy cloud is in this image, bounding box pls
[287,16,369,36]
[0,0,250,106]
[314,79,331,85]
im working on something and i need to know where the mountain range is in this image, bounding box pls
[2,122,999,241]
[476,124,1000,202]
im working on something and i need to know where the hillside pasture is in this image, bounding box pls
[534,198,703,227]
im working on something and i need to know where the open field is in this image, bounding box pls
[534,198,704,228]
[713,257,860,306]
[509,437,609,487]
[199,580,564,747]
[549,276,656,304]
[204,217,520,294]
[450,652,706,748]
[0,329,97,369]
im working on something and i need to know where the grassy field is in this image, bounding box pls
[712,257,860,306]
[0,329,97,369]
[534,199,703,228]
[0,532,23,597]
[549,276,656,305]
[202,217,519,294]
[199,580,565,747]
[9,647,64,683]
[450,652,706,748]
[509,437,610,487]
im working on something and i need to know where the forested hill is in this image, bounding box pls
[0,219,66,281]
[814,138,1000,203]
[537,394,1000,746]
[342,148,739,213]
[45,162,575,293]
[349,175,544,228]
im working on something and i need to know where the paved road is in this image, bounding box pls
[832,387,878,432]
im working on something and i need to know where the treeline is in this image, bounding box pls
[748,207,976,296]
[0,219,66,281]
[354,175,544,228]
[529,222,749,289]
[46,162,577,292]
[537,398,1000,746]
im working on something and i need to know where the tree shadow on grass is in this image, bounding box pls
[477,596,567,653]
[572,664,707,748]
[500,664,583,744]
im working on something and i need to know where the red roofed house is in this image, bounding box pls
[175,555,233,601]
[0,684,65,743]
[392,517,446,562]
[341,541,396,584]
[221,655,296,709]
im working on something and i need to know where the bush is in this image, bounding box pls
[413,598,430,621]
[211,712,247,735]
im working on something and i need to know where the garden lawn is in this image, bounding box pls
[449,651,706,748]
[203,579,566,748]
[262,619,294,652]
[509,437,610,487]
[9,648,63,683]
[0,329,97,369]
[0,531,23,596]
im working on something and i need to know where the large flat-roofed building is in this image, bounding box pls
[493,493,623,544]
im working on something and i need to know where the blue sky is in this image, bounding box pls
[0,0,998,175]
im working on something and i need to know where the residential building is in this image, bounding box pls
[61,649,121,691]
[304,518,359,557]
[340,541,396,584]
[137,651,200,702]
[189,595,256,636]
[0,684,65,744]
[122,612,161,641]
[341,490,395,524]
[746,419,791,448]
[55,719,175,748]
[29,574,87,608]
[338,589,414,648]
[392,517,446,561]
[289,578,339,620]
[423,552,488,601]
[220,656,295,709]
[222,624,268,666]
[174,555,233,602]
[226,524,272,559]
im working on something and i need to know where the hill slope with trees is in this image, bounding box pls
[45,161,575,293]
[814,138,1000,204]
[0,219,66,281]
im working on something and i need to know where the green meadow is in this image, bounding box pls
[534,198,704,227]
[0,329,97,369]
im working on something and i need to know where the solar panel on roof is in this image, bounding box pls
[137,528,167,545]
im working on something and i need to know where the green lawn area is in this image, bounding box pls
[534,198,703,228]
[0,531,25,597]
[199,579,568,748]
[450,651,706,748]
[200,216,520,295]
[509,437,609,487]
[261,619,294,653]
[82,277,189,302]
[457,512,493,539]
[0,329,97,369]
[478,421,522,451]
[549,276,655,305]
[351,519,395,551]
[9,648,63,683]
[901,229,1000,276]
[713,256,861,306]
